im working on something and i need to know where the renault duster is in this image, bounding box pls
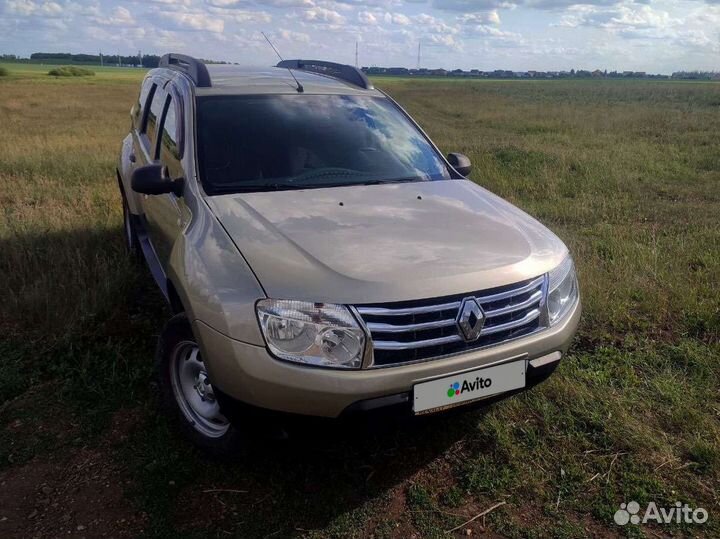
[117,54,581,452]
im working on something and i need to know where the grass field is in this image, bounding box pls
[0,62,718,538]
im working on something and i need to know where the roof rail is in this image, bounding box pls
[160,53,211,88]
[276,60,374,90]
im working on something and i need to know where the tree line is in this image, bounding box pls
[28,52,161,68]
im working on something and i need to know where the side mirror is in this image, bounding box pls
[447,153,472,177]
[131,163,183,196]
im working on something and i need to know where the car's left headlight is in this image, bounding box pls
[547,255,579,325]
[256,300,366,369]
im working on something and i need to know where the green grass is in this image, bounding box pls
[47,65,96,77]
[0,69,718,538]
[0,61,143,82]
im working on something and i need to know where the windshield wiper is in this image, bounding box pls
[209,176,426,194]
[360,177,424,186]
[210,183,296,194]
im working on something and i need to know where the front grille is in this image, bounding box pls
[355,276,547,367]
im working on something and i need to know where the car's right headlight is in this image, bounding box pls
[547,255,579,325]
[256,300,366,369]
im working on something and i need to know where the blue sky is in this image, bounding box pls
[0,0,718,73]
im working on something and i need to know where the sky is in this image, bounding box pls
[0,0,718,73]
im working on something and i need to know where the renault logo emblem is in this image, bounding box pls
[456,298,485,342]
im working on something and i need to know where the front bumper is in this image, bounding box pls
[193,300,581,418]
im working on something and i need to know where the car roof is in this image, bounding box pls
[190,65,382,97]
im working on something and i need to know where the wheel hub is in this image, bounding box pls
[193,372,215,401]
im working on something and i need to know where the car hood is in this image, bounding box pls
[206,180,568,304]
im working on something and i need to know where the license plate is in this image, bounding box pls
[413,360,526,414]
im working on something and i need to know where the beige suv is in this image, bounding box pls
[117,54,581,453]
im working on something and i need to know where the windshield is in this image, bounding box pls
[195,94,451,194]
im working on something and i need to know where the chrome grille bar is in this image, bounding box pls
[479,308,541,336]
[372,334,463,351]
[366,318,457,333]
[475,276,545,304]
[356,300,461,317]
[483,289,542,318]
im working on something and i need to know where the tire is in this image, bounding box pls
[156,313,244,456]
[120,189,141,261]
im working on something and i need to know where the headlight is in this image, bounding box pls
[547,256,579,325]
[256,300,366,369]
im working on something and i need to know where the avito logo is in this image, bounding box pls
[446,377,492,398]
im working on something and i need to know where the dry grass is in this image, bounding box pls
[0,66,718,538]
[0,78,138,338]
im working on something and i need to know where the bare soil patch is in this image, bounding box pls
[0,409,146,539]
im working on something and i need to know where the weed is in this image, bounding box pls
[47,65,95,77]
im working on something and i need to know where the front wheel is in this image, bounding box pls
[156,314,243,455]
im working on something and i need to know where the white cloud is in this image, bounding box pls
[385,12,410,24]
[231,10,272,22]
[92,6,136,26]
[414,12,459,34]
[470,24,521,39]
[207,0,244,6]
[256,0,315,6]
[358,10,378,24]
[557,3,681,38]
[5,0,63,16]
[302,6,345,24]
[278,28,311,42]
[459,10,500,25]
[159,11,225,32]
[148,0,191,5]
[427,33,460,49]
